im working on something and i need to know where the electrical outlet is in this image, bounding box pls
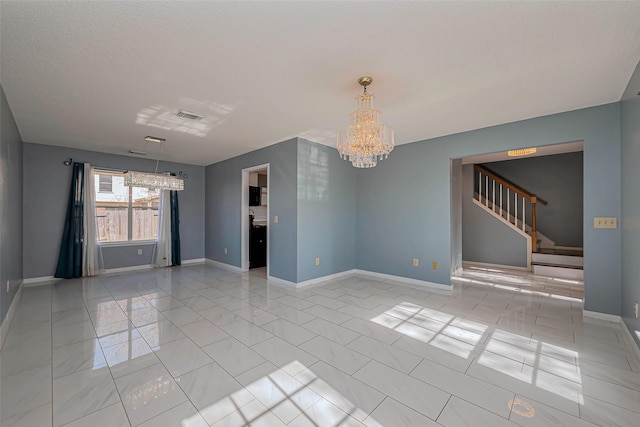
[432,261,438,270]
[315,257,320,266]
[224,247,228,255]
[413,258,419,267]
[635,302,639,319]
[137,249,143,255]
[274,215,279,224]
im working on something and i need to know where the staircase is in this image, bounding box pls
[473,165,583,279]
[474,193,555,249]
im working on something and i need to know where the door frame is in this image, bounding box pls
[241,163,270,275]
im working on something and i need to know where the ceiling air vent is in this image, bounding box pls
[144,136,165,143]
[176,109,204,120]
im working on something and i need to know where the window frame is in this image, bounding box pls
[93,169,159,245]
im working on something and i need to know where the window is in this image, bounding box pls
[98,174,113,193]
[94,171,160,243]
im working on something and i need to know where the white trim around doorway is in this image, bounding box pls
[241,163,270,277]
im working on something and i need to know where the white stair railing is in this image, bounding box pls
[474,165,548,252]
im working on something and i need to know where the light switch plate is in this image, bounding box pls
[594,217,617,229]
[274,215,278,224]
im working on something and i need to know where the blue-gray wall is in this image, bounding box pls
[462,164,528,268]
[296,139,356,282]
[621,59,640,348]
[355,144,456,284]
[0,85,23,326]
[483,152,583,247]
[23,143,205,278]
[356,103,621,315]
[204,138,356,283]
[205,138,298,283]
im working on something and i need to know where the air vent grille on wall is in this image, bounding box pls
[176,109,204,120]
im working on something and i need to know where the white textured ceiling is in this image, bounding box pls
[1,1,639,166]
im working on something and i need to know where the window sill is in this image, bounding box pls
[98,240,157,247]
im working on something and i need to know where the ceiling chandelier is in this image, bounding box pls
[337,76,394,168]
[124,136,184,191]
[123,171,184,191]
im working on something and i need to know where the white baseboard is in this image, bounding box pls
[463,261,528,272]
[23,276,56,286]
[104,264,154,274]
[354,269,453,293]
[267,275,298,288]
[621,320,640,366]
[181,258,205,265]
[267,269,357,289]
[23,259,205,284]
[583,310,622,323]
[1,281,23,350]
[267,269,452,292]
[205,259,243,273]
[296,269,357,288]
[25,264,155,283]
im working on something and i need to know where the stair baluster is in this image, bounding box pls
[531,196,537,250]
[492,181,496,212]
[522,197,526,232]
[485,175,489,208]
[473,164,548,253]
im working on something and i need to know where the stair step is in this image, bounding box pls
[531,253,583,267]
[537,247,583,256]
[532,264,584,280]
[531,262,583,270]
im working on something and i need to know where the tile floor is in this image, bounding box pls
[1,264,639,426]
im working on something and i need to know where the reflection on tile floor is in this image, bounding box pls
[1,265,639,426]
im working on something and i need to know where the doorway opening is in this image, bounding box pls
[451,141,584,301]
[241,164,270,278]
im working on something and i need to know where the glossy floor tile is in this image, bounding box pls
[1,265,639,426]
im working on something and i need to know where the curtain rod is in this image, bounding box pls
[63,159,127,173]
[62,158,188,178]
